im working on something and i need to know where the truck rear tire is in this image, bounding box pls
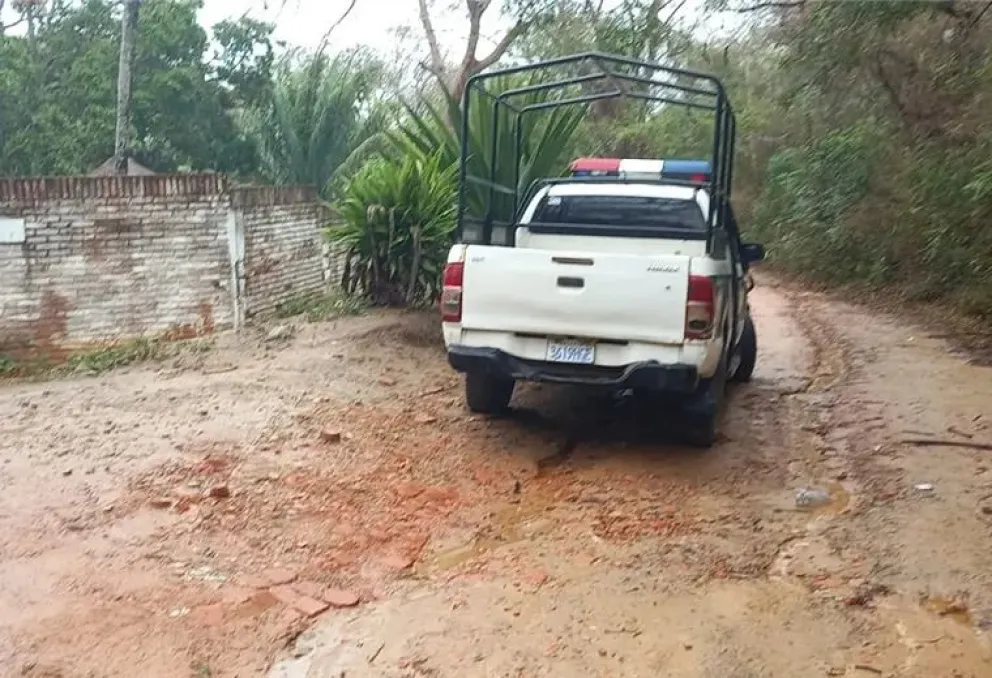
[465,373,515,414]
[731,315,757,383]
[681,345,729,448]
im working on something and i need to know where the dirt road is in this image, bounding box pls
[1,280,991,678]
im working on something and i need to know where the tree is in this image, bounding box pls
[1,0,48,37]
[0,0,266,176]
[211,16,276,109]
[0,0,119,175]
[687,0,992,318]
[129,0,254,172]
[513,0,695,123]
[515,0,692,63]
[417,0,557,112]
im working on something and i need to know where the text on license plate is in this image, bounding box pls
[546,341,595,365]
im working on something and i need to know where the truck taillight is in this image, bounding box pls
[686,275,714,340]
[441,262,464,323]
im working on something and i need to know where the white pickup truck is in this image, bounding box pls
[440,157,765,446]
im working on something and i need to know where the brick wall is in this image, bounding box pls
[0,175,328,360]
[234,186,323,318]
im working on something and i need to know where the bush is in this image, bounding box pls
[748,120,892,284]
[326,74,584,309]
[329,148,457,306]
[749,119,992,318]
[719,2,992,322]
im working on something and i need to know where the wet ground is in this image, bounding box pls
[1,279,991,677]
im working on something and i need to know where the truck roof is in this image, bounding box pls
[544,182,705,200]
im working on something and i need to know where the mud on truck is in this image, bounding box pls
[439,53,765,447]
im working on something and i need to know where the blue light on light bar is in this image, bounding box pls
[661,159,711,178]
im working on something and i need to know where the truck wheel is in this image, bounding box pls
[731,315,757,383]
[465,373,515,414]
[682,347,728,448]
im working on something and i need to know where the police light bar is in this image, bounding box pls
[569,157,711,183]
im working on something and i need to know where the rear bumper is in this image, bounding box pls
[447,345,699,392]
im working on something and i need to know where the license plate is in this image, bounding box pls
[546,340,595,365]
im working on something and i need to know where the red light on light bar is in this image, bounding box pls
[691,174,708,182]
[569,157,621,172]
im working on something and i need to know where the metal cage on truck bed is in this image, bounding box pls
[456,52,736,252]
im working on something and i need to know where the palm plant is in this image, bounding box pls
[329,148,458,306]
[244,50,390,196]
[326,73,584,307]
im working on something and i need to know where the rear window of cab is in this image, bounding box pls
[531,194,706,233]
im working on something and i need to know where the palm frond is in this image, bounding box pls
[390,75,585,224]
[242,52,390,197]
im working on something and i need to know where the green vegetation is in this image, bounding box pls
[275,290,367,321]
[330,148,459,306]
[244,50,391,195]
[0,0,386,186]
[0,0,269,176]
[729,2,992,318]
[66,336,171,374]
[316,77,585,306]
[0,336,213,379]
[390,78,585,225]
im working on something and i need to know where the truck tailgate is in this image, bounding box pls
[461,246,689,345]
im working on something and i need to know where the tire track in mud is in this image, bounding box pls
[781,289,856,496]
[769,287,992,677]
[764,289,862,587]
[497,284,849,588]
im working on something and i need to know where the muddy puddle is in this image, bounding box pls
[803,482,852,516]
[922,595,974,626]
[417,497,559,574]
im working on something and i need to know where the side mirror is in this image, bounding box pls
[740,243,766,265]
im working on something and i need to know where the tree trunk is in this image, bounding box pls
[114,0,141,175]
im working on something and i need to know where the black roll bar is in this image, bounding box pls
[456,52,736,252]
